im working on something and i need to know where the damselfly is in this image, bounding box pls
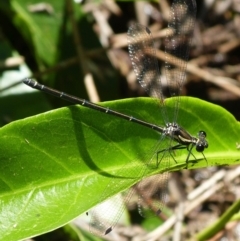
[23,0,208,236]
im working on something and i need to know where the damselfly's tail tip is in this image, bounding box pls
[23,78,31,85]
[23,78,37,87]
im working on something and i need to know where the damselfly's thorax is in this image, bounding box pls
[163,123,208,153]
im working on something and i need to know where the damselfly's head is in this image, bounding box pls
[196,131,208,152]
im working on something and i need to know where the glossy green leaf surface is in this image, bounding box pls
[10,0,69,66]
[0,97,239,240]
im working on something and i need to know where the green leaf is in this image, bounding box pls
[10,0,68,66]
[0,97,239,240]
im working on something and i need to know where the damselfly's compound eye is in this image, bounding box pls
[196,144,205,152]
[199,131,207,138]
[196,131,208,152]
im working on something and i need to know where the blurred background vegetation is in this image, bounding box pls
[0,0,240,240]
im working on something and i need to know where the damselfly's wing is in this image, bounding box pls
[88,136,169,236]
[127,24,170,217]
[163,0,196,122]
[128,23,168,122]
[135,161,170,219]
[128,0,196,124]
[88,0,197,236]
[127,0,196,219]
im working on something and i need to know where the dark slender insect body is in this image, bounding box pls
[23,78,207,155]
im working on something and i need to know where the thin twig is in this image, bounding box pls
[156,50,240,97]
[66,0,99,102]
